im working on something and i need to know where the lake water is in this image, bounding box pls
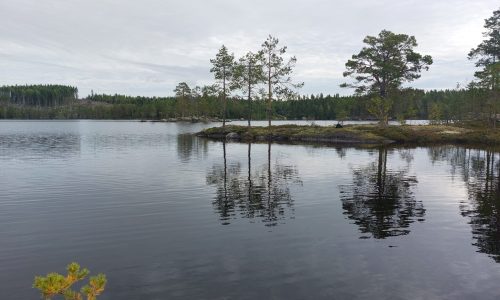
[1,120,499,299]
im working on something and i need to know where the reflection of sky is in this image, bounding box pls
[1,121,500,299]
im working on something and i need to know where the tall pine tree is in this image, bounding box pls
[261,35,303,128]
[210,45,235,128]
[233,51,265,127]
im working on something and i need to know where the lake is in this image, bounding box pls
[1,120,499,299]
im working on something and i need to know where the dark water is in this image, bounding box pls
[1,120,500,299]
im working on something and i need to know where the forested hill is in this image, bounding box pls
[0,84,492,122]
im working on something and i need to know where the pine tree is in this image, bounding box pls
[233,51,265,127]
[468,8,500,127]
[341,30,432,126]
[210,45,235,128]
[261,35,303,128]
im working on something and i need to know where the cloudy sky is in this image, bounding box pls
[0,0,498,97]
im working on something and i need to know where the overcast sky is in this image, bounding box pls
[0,0,498,97]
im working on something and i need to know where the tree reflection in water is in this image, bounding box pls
[206,141,301,226]
[429,146,500,262]
[177,134,208,162]
[340,147,425,239]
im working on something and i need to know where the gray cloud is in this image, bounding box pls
[0,0,498,97]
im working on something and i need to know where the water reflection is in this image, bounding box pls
[0,133,80,159]
[430,146,500,262]
[177,134,208,162]
[206,142,301,226]
[340,147,425,239]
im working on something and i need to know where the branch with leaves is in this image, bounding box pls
[33,262,106,300]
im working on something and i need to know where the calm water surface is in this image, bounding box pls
[1,120,499,299]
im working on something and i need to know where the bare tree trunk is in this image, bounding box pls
[268,54,272,129]
[493,89,497,129]
[248,62,252,127]
[222,69,226,128]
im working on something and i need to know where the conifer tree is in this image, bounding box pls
[261,35,303,128]
[341,30,432,126]
[233,51,265,126]
[210,45,235,128]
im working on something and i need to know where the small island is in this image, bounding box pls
[197,124,500,146]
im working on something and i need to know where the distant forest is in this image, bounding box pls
[0,8,497,125]
[0,85,78,107]
[0,84,492,123]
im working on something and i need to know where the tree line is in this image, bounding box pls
[0,84,78,107]
[0,87,489,122]
[0,7,498,126]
